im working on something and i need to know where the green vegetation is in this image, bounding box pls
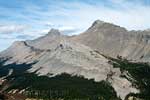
[108,56,150,100]
[7,73,121,100]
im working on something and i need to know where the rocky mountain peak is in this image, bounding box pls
[47,28,61,36]
[89,20,127,32]
[91,20,105,27]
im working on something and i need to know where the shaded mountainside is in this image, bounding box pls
[0,20,150,100]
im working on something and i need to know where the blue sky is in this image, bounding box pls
[0,0,150,51]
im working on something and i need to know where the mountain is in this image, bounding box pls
[72,20,150,61]
[0,20,150,100]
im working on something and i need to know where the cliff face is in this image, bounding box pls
[72,20,150,61]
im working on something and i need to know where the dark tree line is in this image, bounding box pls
[6,72,121,100]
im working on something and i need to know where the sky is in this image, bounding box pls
[0,0,150,51]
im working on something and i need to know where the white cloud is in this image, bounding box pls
[0,24,28,34]
[51,1,150,31]
[58,26,80,35]
[108,0,127,4]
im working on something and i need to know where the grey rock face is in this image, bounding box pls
[72,20,150,61]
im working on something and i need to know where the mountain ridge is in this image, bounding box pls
[1,20,150,100]
[72,20,150,61]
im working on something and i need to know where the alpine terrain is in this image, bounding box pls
[0,20,150,100]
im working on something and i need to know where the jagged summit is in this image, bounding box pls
[47,28,61,36]
[91,20,105,27]
[72,20,150,61]
[24,28,67,50]
[89,20,127,31]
